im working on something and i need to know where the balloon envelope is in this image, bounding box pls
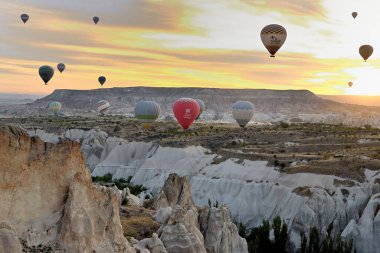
[98,76,106,85]
[57,63,65,73]
[173,98,200,130]
[48,101,62,114]
[39,65,54,85]
[93,16,99,24]
[195,99,205,120]
[352,12,358,18]
[260,24,287,57]
[232,101,254,128]
[97,100,110,114]
[21,14,29,23]
[359,45,373,62]
[348,82,353,88]
[135,101,161,128]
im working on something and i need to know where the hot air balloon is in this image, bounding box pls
[48,101,62,115]
[93,16,100,24]
[173,98,200,130]
[98,76,106,86]
[352,12,358,19]
[135,101,161,128]
[359,45,373,62]
[261,24,287,57]
[232,101,254,128]
[57,63,65,73]
[20,14,29,24]
[97,100,110,115]
[348,82,353,88]
[195,99,205,120]
[39,65,54,85]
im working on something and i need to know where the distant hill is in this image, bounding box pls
[0,93,42,105]
[33,87,380,114]
[318,95,380,107]
[1,87,380,126]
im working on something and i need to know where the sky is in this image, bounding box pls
[1,0,380,95]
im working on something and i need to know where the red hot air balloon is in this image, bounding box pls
[173,98,200,130]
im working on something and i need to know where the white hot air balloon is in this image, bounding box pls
[48,101,62,115]
[232,101,254,128]
[96,100,110,115]
[135,101,161,128]
[195,99,205,120]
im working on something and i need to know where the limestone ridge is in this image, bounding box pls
[2,87,380,118]
[153,173,248,253]
[0,125,135,253]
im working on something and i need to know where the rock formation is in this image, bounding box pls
[0,222,22,253]
[199,206,248,253]
[0,125,135,253]
[122,187,142,207]
[342,193,380,253]
[133,233,167,253]
[154,174,248,253]
[152,173,195,210]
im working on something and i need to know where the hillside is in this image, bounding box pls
[1,87,380,126]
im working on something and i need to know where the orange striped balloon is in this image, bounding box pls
[260,24,287,57]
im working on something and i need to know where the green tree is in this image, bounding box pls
[308,227,320,253]
[301,231,307,253]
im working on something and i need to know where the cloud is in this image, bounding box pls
[241,0,325,16]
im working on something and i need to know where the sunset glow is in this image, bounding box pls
[1,0,380,95]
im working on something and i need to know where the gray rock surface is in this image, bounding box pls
[342,193,380,253]
[199,206,248,253]
[155,174,248,253]
[59,173,134,253]
[0,222,22,253]
[159,205,207,253]
[133,233,167,253]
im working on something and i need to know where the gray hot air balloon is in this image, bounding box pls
[57,63,65,73]
[135,101,161,128]
[48,101,62,115]
[195,99,205,120]
[232,101,254,128]
[39,65,54,85]
[96,100,110,115]
[98,76,106,86]
[21,14,29,24]
[352,12,358,19]
[93,16,100,24]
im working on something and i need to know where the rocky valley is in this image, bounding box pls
[1,117,380,252]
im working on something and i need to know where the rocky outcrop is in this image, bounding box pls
[122,187,142,207]
[155,174,248,253]
[342,193,380,253]
[159,205,207,253]
[199,206,248,253]
[59,173,131,253]
[152,173,195,210]
[133,233,167,253]
[0,125,134,253]
[0,222,22,253]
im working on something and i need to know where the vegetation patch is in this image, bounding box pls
[92,173,147,195]
[120,215,160,240]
